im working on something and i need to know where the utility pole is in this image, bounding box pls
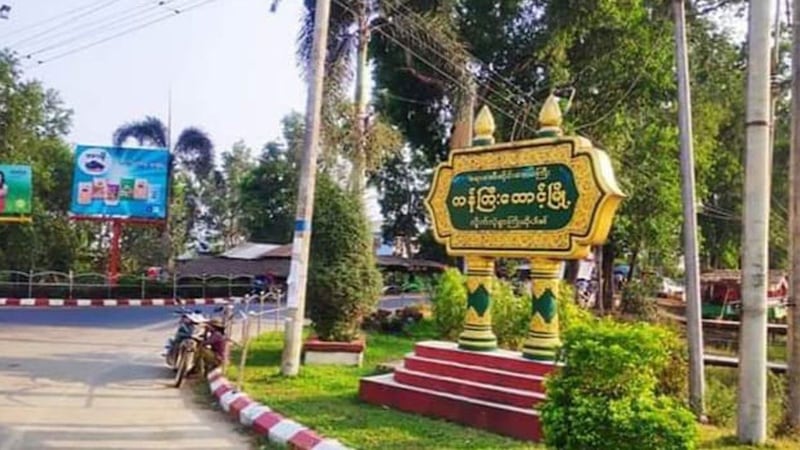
[738,0,773,444]
[786,0,800,430]
[672,0,706,419]
[281,0,331,377]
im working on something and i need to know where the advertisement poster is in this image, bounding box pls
[0,165,32,219]
[70,145,170,220]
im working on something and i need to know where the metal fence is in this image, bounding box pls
[0,270,260,299]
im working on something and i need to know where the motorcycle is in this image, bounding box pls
[164,300,209,387]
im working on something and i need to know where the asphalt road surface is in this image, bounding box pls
[0,306,279,450]
[0,295,428,449]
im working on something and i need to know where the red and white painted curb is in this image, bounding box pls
[0,297,243,307]
[207,368,350,450]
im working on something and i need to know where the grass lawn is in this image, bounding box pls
[226,322,800,450]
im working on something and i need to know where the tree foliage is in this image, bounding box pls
[370,0,764,278]
[307,174,382,341]
[0,51,83,271]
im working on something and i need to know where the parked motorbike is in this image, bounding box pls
[164,300,209,387]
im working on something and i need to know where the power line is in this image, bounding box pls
[379,0,541,129]
[25,0,219,68]
[0,0,120,41]
[331,0,534,135]
[8,0,129,49]
[381,0,544,110]
[19,0,188,60]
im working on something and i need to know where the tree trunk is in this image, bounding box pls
[350,0,370,193]
[595,246,605,315]
[564,260,579,285]
[627,248,639,284]
[602,243,615,312]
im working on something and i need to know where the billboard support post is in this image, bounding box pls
[109,219,122,286]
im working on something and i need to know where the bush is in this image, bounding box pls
[363,306,425,334]
[307,176,382,342]
[430,268,467,340]
[558,281,592,333]
[620,278,658,321]
[490,279,530,349]
[541,319,698,450]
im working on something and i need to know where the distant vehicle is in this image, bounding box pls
[700,270,788,322]
[658,277,684,299]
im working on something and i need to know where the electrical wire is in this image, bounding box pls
[25,0,219,68]
[0,0,123,41]
[379,0,540,126]
[381,0,544,110]
[7,0,129,49]
[19,0,189,60]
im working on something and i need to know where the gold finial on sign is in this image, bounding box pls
[538,94,563,136]
[473,105,496,145]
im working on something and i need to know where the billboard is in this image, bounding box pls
[0,165,32,219]
[70,145,170,220]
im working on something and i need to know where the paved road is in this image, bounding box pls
[0,295,425,449]
[0,306,272,450]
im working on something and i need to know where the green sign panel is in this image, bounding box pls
[0,164,32,218]
[446,164,579,231]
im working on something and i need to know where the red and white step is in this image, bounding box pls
[359,340,560,442]
[207,369,349,450]
[0,297,244,307]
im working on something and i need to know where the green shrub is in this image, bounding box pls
[557,281,592,333]
[541,319,698,450]
[490,279,530,349]
[655,323,689,399]
[307,176,382,342]
[620,278,659,321]
[430,267,467,340]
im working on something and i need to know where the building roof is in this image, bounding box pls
[177,255,290,278]
[220,242,283,260]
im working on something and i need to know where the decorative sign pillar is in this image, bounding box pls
[524,258,563,360]
[425,94,625,360]
[459,255,497,350]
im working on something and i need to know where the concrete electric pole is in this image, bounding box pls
[738,0,773,444]
[672,0,706,419]
[786,0,800,430]
[281,0,332,377]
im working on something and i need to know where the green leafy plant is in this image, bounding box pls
[490,279,530,349]
[541,319,698,450]
[430,268,467,340]
[558,281,592,333]
[307,175,382,342]
[620,278,658,321]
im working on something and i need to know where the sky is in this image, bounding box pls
[1,0,385,226]
[2,0,306,153]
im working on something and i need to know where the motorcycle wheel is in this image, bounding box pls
[174,351,188,388]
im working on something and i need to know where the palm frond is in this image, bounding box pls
[298,0,362,88]
[174,127,215,180]
[112,116,168,147]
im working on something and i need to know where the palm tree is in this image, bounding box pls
[112,117,218,256]
[287,0,473,192]
[112,116,215,180]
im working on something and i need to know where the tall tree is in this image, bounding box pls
[0,51,83,271]
[239,114,303,243]
[112,117,217,257]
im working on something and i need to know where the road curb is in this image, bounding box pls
[206,368,350,450]
[0,297,244,307]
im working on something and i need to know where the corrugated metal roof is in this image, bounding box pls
[220,242,282,260]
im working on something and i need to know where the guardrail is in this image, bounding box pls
[0,270,264,300]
